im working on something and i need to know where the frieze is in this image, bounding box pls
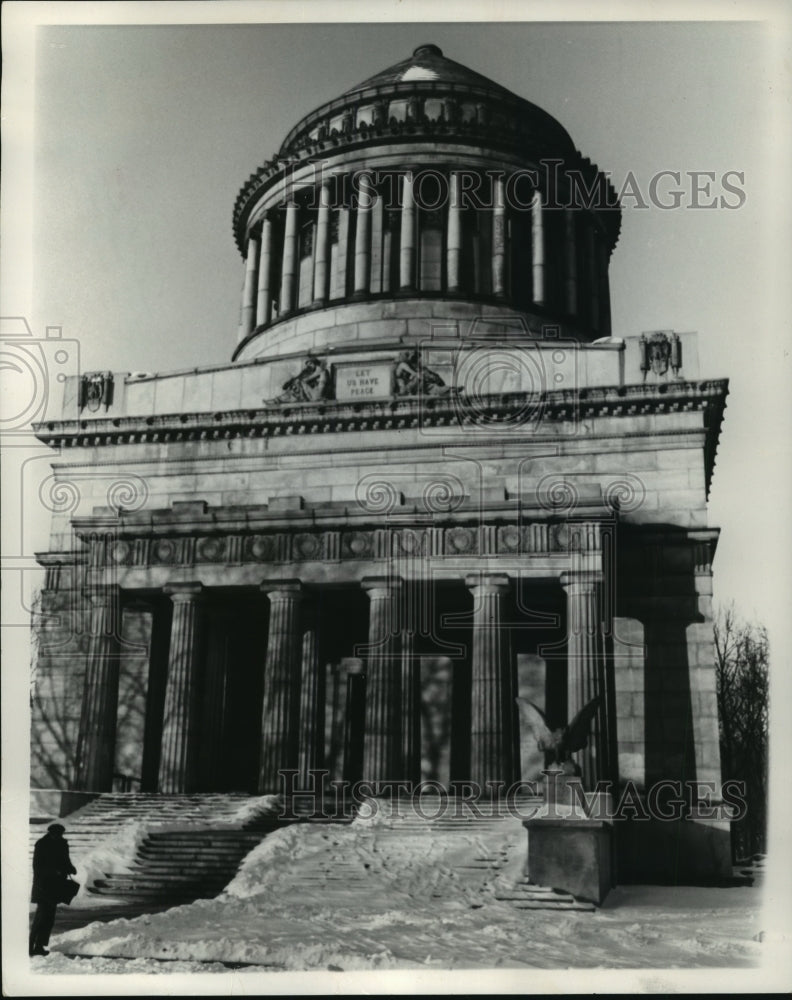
[91,521,603,568]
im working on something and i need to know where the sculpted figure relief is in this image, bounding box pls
[273,356,332,404]
[394,350,450,398]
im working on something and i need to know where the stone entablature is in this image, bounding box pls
[67,492,611,569]
[35,380,727,496]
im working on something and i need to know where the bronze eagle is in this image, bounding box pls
[516,695,602,775]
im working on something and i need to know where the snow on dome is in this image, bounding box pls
[401,66,440,81]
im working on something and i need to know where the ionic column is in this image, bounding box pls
[159,583,205,794]
[279,201,299,316]
[446,172,462,294]
[256,214,273,327]
[561,570,604,789]
[353,173,374,298]
[259,580,302,794]
[400,628,421,786]
[297,603,325,785]
[466,573,513,791]
[362,576,403,786]
[531,189,545,305]
[312,179,332,305]
[564,208,578,315]
[399,172,416,292]
[74,586,121,791]
[240,232,260,341]
[491,175,507,298]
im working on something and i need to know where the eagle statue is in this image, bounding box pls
[516,695,602,776]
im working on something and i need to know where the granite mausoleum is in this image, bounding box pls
[31,45,731,881]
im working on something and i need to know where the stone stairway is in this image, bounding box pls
[361,796,598,913]
[29,793,279,860]
[29,793,286,908]
[88,827,280,903]
[493,878,596,912]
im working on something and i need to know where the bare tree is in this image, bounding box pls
[714,604,769,861]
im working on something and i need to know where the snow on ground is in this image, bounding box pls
[41,816,764,973]
[70,821,149,909]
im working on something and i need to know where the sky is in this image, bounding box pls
[3,7,791,628]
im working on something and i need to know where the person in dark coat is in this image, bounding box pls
[29,823,77,957]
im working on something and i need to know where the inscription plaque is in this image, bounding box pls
[334,361,393,401]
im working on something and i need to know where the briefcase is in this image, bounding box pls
[58,878,80,905]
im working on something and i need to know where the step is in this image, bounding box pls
[135,850,251,863]
[94,879,228,892]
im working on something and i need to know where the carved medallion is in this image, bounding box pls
[246,535,275,562]
[109,540,131,564]
[343,531,374,558]
[294,533,321,559]
[196,536,226,563]
[498,525,521,552]
[152,538,178,564]
[446,526,476,553]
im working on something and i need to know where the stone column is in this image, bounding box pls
[362,576,403,786]
[74,586,121,791]
[159,583,205,794]
[466,573,513,791]
[297,603,325,786]
[259,580,302,794]
[399,172,416,292]
[531,189,545,305]
[400,628,421,786]
[561,570,604,789]
[564,208,578,315]
[491,175,507,298]
[279,201,299,316]
[353,173,373,298]
[687,537,723,790]
[312,179,332,305]
[446,171,462,294]
[256,214,273,327]
[240,233,260,341]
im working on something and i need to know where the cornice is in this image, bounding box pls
[33,379,728,494]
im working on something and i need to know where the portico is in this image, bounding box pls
[58,487,619,797]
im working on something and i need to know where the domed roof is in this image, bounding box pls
[345,43,515,97]
[234,44,620,256]
[277,42,575,158]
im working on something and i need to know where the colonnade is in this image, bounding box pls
[74,570,609,797]
[238,170,608,341]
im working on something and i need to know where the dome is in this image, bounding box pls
[276,42,576,160]
[231,44,621,363]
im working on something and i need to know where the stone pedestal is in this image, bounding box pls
[523,816,613,905]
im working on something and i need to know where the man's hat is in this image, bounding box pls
[47,823,66,834]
